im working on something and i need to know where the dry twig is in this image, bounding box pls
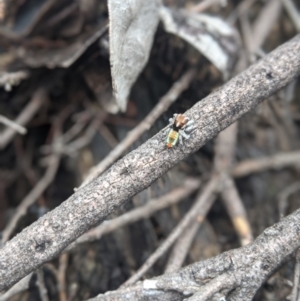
[250,0,282,55]
[0,89,47,150]
[0,35,299,291]
[57,253,69,301]
[37,268,49,301]
[278,181,300,219]
[291,249,300,301]
[0,115,27,135]
[215,123,253,246]
[232,151,300,178]
[1,155,61,244]
[282,0,300,32]
[164,219,201,274]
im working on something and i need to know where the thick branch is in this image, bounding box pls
[88,207,300,301]
[0,34,300,291]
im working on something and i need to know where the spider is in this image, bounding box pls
[165,113,195,148]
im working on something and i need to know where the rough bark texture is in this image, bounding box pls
[0,34,300,291]
[89,208,300,301]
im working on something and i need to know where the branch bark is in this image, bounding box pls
[0,34,300,291]
[88,207,300,301]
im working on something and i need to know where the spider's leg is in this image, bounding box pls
[164,127,171,136]
[184,121,195,132]
[179,133,183,145]
[169,117,175,124]
[185,126,195,134]
[180,130,190,140]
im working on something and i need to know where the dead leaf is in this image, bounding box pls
[108,0,160,112]
[159,6,240,79]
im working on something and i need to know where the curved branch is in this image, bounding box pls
[0,34,300,291]
[88,207,300,301]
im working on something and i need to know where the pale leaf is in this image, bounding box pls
[159,7,240,79]
[108,0,160,112]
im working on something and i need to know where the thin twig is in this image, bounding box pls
[66,178,200,250]
[189,0,227,13]
[58,253,69,301]
[0,35,300,291]
[227,0,258,25]
[164,220,200,273]
[232,151,300,178]
[221,174,253,245]
[291,249,300,301]
[0,89,47,150]
[250,0,282,54]
[63,113,105,155]
[122,177,219,286]
[81,68,196,187]
[278,181,300,219]
[282,0,300,32]
[97,124,119,148]
[37,268,49,301]
[215,123,253,246]
[0,115,27,134]
[1,154,60,244]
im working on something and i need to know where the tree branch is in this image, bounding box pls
[0,34,300,291]
[88,207,300,301]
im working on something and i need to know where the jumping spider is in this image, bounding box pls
[165,113,195,148]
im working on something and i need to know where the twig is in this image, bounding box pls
[0,35,299,291]
[282,0,300,32]
[66,178,200,250]
[291,249,300,301]
[221,175,253,245]
[250,0,282,55]
[61,115,104,155]
[81,68,196,187]
[88,207,300,301]
[0,273,33,301]
[232,151,300,178]
[0,89,47,150]
[189,0,227,13]
[58,253,69,301]
[215,123,253,246]
[227,0,258,25]
[164,220,201,273]
[122,177,219,286]
[0,115,27,134]
[1,154,60,244]
[37,268,49,301]
[97,124,119,148]
[278,181,300,219]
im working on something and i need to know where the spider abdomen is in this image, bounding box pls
[166,129,179,148]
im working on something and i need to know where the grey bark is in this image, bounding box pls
[0,34,300,291]
[88,208,300,301]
